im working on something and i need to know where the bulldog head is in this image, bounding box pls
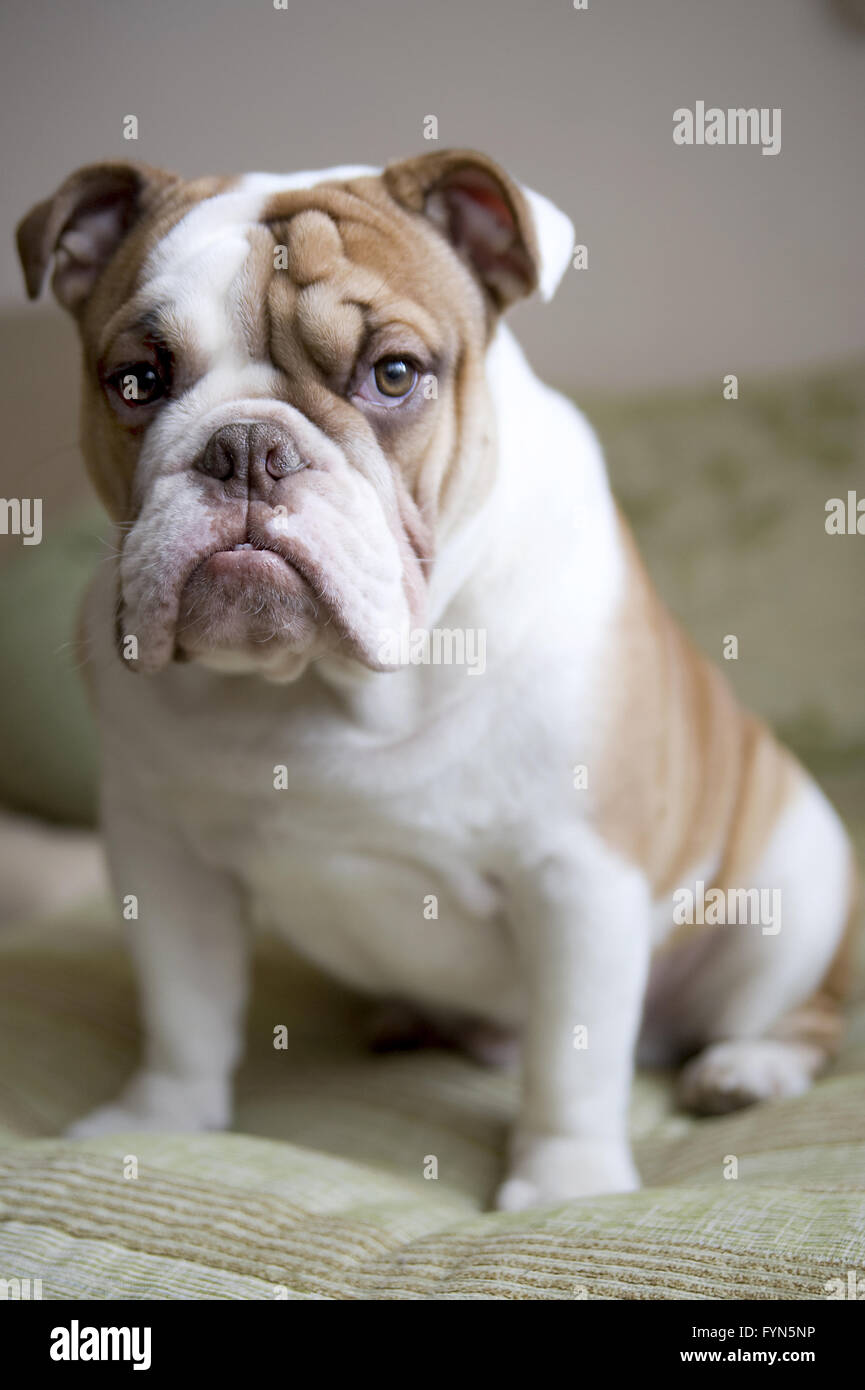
[17,152,573,681]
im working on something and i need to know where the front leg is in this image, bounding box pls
[497,836,651,1210]
[68,792,249,1137]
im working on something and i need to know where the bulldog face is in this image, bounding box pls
[17,152,573,681]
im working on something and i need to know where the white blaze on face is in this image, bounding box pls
[138,167,381,369]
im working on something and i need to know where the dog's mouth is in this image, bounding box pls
[185,519,319,585]
[171,528,324,668]
[121,487,415,679]
[198,541,303,574]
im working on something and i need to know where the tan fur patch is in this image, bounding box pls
[77,174,234,519]
[258,173,495,527]
[594,511,799,912]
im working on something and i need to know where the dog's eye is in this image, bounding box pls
[108,361,168,406]
[374,357,416,398]
[356,356,418,406]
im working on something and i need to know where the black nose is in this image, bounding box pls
[197,422,304,482]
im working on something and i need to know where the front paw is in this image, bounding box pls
[65,1071,231,1138]
[495,1134,639,1211]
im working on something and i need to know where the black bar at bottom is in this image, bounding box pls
[6,1295,859,1374]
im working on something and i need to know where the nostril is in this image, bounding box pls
[265,440,303,479]
[198,435,234,481]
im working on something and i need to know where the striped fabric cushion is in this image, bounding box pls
[1,854,863,1300]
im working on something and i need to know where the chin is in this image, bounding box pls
[174,547,323,681]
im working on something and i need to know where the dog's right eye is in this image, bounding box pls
[107,361,169,407]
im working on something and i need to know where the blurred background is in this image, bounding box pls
[0,0,863,916]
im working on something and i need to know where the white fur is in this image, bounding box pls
[520,184,575,301]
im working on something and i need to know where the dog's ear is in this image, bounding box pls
[16,162,178,316]
[383,149,574,311]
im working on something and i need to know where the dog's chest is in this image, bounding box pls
[104,595,603,1018]
[244,813,521,1018]
[227,759,523,1016]
[152,684,550,1018]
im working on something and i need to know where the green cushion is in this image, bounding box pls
[0,860,863,1299]
[0,508,104,824]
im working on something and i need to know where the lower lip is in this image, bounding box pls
[199,547,309,588]
[204,547,286,573]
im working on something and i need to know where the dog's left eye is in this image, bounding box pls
[356,356,419,407]
[108,361,168,406]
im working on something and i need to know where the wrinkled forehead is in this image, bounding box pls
[107,166,473,372]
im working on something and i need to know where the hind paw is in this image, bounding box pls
[677,1039,821,1116]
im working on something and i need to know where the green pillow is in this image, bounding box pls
[0,509,104,825]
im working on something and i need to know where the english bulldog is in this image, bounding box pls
[17,151,857,1209]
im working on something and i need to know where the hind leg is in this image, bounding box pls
[661,778,855,1115]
